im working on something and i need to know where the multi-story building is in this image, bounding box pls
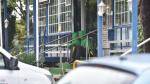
[26,0,132,62]
[108,0,132,55]
[38,0,76,62]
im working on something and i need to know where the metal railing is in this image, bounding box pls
[16,29,97,57]
[40,29,97,55]
[19,28,149,58]
[121,38,150,56]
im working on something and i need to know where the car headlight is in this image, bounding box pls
[45,75,55,84]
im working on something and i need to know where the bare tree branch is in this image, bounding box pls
[9,0,26,19]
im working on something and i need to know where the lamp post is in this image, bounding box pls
[4,19,9,50]
[0,0,2,47]
[4,19,9,30]
[97,0,105,57]
[4,0,8,50]
[128,0,138,54]
[26,0,30,54]
[33,0,39,67]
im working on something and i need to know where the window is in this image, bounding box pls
[44,0,73,34]
[114,0,130,26]
[38,0,73,58]
[50,0,58,5]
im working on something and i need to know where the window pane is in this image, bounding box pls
[114,0,130,25]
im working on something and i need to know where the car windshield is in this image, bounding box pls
[58,66,136,84]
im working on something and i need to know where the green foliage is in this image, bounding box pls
[49,63,71,75]
[7,15,16,49]
[58,62,72,69]
[11,20,26,55]
[7,0,29,53]
[18,53,36,65]
[138,17,144,52]
[8,0,34,54]
[86,0,97,32]
[8,0,26,20]
[49,68,63,75]
[15,20,26,42]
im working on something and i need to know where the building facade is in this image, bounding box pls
[25,0,132,62]
[38,0,75,62]
[109,0,132,55]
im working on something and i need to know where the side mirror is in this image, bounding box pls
[9,57,19,70]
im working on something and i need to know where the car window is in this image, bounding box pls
[0,53,5,69]
[58,66,136,84]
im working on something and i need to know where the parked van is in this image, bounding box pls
[0,47,55,84]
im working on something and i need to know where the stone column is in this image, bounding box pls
[102,25,110,56]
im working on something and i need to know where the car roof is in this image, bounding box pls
[80,54,150,75]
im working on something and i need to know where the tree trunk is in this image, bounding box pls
[141,0,150,52]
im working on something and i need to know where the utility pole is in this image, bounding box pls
[26,0,30,54]
[97,0,105,57]
[33,0,39,67]
[0,0,3,47]
[132,0,138,54]
[4,0,8,50]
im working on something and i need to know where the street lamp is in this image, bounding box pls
[128,0,132,11]
[97,0,106,57]
[4,18,9,50]
[4,19,9,29]
[106,6,110,15]
[98,1,106,16]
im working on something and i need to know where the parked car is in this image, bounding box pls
[58,54,150,84]
[0,47,55,84]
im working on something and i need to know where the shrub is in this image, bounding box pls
[18,53,36,66]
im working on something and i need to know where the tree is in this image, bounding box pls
[7,0,33,55]
[86,0,97,32]
[141,0,150,52]
[8,0,26,20]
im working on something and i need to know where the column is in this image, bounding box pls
[81,0,86,31]
[33,0,39,67]
[132,0,138,53]
[0,0,2,47]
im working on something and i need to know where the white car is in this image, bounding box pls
[0,47,55,84]
[58,54,150,84]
